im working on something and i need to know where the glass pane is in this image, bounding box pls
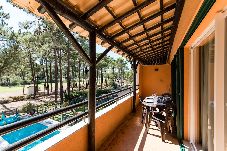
[199,35,215,151]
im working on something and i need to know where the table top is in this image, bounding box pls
[142,96,165,107]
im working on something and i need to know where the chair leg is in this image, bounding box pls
[160,122,165,142]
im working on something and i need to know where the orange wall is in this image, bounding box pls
[170,0,227,62]
[139,64,171,98]
[48,93,139,151]
[169,0,227,142]
[169,0,204,62]
[48,125,88,151]
[184,48,190,141]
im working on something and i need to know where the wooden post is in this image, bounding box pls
[88,31,96,151]
[132,59,137,112]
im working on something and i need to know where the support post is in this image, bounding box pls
[132,59,137,112]
[88,31,96,151]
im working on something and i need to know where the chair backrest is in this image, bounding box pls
[1,112,6,120]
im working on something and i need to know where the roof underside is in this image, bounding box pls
[12,0,184,65]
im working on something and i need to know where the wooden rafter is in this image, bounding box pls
[111,3,175,39]
[81,0,113,19]
[103,1,140,53]
[96,46,113,64]
[129,32,171,52]
[119,16,174,43]
[34,0,183,65]
[39,0,144,63]
[126,26,172,48]
[39,0,92,65]
[135,39,170,54]
[99,0,155,31]
[132,0,154,55]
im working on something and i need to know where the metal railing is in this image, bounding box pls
[0,86,135,151]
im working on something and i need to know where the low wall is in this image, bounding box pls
[47,92,140,151]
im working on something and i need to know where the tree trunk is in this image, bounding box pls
[49,61,53,93]
[105,77,108,87]
[67,49,71,96]
[45,58,49,95]
[29,52,36,98]
[101,68,103,89]
[120,69,123,86]
[78,60,81,91]
[96,69,99,85]
[82,65,85,86]
[54,49,58,102]
[71,65,74,91]
[112,67,115,78]
[58,49,63,104]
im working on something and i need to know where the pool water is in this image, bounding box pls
[2,123,60,151]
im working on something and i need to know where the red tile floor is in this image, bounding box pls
[99,105,181,151]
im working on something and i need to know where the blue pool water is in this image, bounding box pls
[2,123,60,151]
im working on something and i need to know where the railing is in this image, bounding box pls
[0,86,135,151]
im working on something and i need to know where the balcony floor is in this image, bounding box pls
[99,105,180,151]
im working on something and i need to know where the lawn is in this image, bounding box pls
[0,86,24,93]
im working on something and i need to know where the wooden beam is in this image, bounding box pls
[146,53,168,63]
[126,26,172,48]
[137,45,169,57]
[135,39,170,54]
[104,2,141,53]
[167,0,185,62]
[142,53,167,64]
[139,46,168,58]
[119,17,174,43]
[160,0,164,54]
[99,0,155,31]
[132,0,154,53]
[128,32,171,51]
[96,46,113,64]
[141,48,168,57]
[142,35,170,48]
[40,0,140,62]
[37,5,46,14]
[112,3,176,39]
[144,52,168,60]
[132,58,137,113]
[81,0,113,19]
[88,31,96,151]
[39,0,92,65]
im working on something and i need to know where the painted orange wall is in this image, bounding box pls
[170,0,227,62]
[169,0,204,62]
[48,93,139,151]
[184,48,190,141]
[169,0,227,142]
[48,125,88,151]
[139,64,171,98]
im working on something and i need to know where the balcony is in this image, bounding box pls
[0,0,191,151]
[0,86,184,151]
[0,87,142,150]
[99,105,180,151]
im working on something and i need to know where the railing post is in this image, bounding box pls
[88,31,96,151]
[132,59,138,113]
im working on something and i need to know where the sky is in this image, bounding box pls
[0,0,122,59]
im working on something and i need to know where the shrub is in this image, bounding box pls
[110,81,118,89]
[96,89,111,97]
[9,96,25,102]
[21,102,36,115]
[65,88,112,105]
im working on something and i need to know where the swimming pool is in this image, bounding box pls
[1,122,60,151]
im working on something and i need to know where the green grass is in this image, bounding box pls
[0,86,24,93]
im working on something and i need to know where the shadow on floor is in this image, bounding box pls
[99,104,180,151]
